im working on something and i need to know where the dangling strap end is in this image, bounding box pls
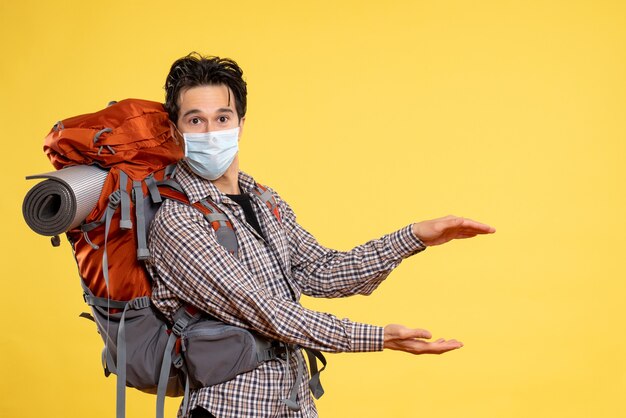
[83,230,100,250]
[145,175,162,203]
[51,235,61,247]
[304,348,326,399]
[309,375,325,399]
[280,398,301,412]
[79,312,95,322]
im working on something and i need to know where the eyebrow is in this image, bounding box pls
[181,108,235,118]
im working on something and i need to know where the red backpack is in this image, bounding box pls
[25,99,325,418]
[44,99,183,301]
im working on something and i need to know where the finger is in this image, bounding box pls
[443,340,463,348]
[403,328,432,339]
[390,337,464,355]
[455,233,478,239]
[403,339,462,355]
[431,340,463,353]
[459,218,496,233]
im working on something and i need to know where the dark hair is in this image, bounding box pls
[164,52,247,122]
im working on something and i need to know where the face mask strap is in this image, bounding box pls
[169,121,184,145]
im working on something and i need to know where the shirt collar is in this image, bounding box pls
[174,160,258,204]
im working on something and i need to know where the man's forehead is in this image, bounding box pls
[178,84,235,111]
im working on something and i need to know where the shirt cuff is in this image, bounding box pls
[346,321,384,352]
[387,224,426,259]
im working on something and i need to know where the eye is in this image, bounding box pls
[190,117,202,125]
[218,116,229,123]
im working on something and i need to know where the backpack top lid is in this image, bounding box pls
[44,99,183,180]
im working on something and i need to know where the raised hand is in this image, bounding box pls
[383,324,463,355]
[412,215,495,246]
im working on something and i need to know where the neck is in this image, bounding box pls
[212,154,241,194]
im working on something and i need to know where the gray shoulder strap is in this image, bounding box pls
[156,178,185,194]
[252,184,279,216]
[164,163,177,179]
[199,199,238,255]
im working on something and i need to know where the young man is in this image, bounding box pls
[146,52,495,418]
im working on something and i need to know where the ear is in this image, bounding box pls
[169,121,184,146]
[237,116,246,141]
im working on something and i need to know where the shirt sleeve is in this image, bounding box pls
[147,200,383,353]
[275,193,427,298]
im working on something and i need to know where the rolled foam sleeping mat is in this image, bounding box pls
[23,165,108,236]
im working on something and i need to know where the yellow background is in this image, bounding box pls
[1,0,625,417]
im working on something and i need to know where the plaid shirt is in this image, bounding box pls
[146,161,426,418]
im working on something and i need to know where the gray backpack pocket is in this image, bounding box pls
[91,301,184,396]
[181,319,261,389]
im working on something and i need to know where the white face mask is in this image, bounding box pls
[183,127,240,180]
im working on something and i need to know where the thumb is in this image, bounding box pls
[403,328,432,339]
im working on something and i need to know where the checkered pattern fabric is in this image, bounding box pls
[146,161,426,417]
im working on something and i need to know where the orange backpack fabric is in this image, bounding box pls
[45,99,184,301]
[44,99,182,180]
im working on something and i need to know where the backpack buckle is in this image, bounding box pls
[259,343,287,362]
[53,120,65,131]
[172,353,184,369]
[108,190,122,209]
[275,344,287,360]
[130,296,150,310]
[172,316,189,336]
